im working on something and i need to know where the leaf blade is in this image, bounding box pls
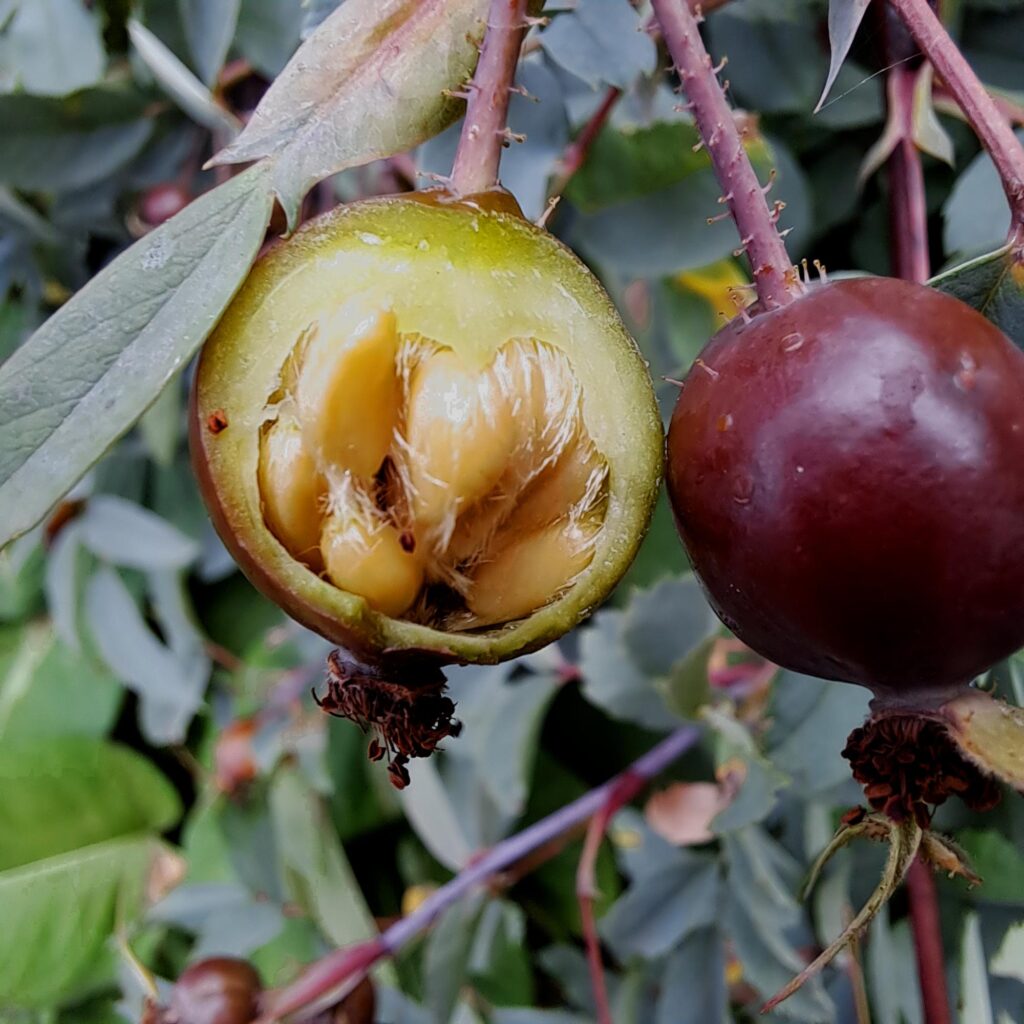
[209,0,490,228]
[0,163,274,547]
[816,0,872,113]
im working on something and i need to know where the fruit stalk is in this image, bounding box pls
[650,0,799,309]
[449,0,530,195]
[549,86,622,199]
[889,0,1024,249]
[260,725,700,1021]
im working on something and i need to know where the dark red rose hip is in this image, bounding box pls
[666,276,1024,698]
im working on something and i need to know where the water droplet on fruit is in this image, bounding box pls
[717,413,733,432]
[417,239,430,251]
[955,351,978,391]
[782,332,804,352]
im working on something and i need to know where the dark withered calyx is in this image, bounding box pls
[313,649,461,789]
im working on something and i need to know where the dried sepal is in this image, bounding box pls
[919,830,982,887]
[940,687,1024,793]
[762,819,922,1014]
[799,811,891,901]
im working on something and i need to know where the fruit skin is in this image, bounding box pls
[191,191,662,666]
[168,957,262,1024]
[666,276,1024,696]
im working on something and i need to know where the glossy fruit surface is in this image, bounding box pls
[169,957,261,1024]
[192,190,661,664]
[666,276,1024,695]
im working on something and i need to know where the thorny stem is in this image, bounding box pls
[889,0,1024,251]
[261,726,701,1023]
[881,35,955,1018]
[449,0,530,195]
[576,773,647,1024]
[650,0,800,309]
[906,858,953,1024]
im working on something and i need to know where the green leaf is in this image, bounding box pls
[0,0,105,97]
[0,162,274,547]
[210,0,489,229]
[958,829,1024,903]
[269,768,380,950]
[424,895,486,1024]
[930,244,1024,349]
[0,87,153,193]
[943,129,1024,256]
[179,0,241,85]
[469,901,535,1007]
[539,0,656,91]
[581,575,719,731]
[0,623,121,743]
[960,912,996,1024]
[0,836,171,1009]
[128,19,242,135]
[817,0,872,112]
[0,737,180,871]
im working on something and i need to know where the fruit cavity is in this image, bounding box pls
[256,307,608,627]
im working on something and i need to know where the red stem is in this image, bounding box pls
[889,0,1024,250]
[449,0,529,195]
[888,68,931,284]
[882,41,952,1024]
[906,859,953,1024]
[575,772,647,1024]
[650,0,800,309]
[549,87,622,198]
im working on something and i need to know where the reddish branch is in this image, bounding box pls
[450,0,530,195]
[576,773,647,1024]
[549,87,622,199]
[650,0,800,309]
[889,0,1024,250]
[257,726,700,1022]
[906,859,953,1024]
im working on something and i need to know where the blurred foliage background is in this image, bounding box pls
[1,0,1024,1022]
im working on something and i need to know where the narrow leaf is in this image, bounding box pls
[816,0,872,113]
[209,0,490,229]
[0,162,274,547]
[79,496,199,571]
[128,19,241,135]
[179,0,241,85]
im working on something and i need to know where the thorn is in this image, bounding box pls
[694,359,719,379]
[713,56,729,75]
[663,376,686,388]
[778,226,794,238]
[769,200,787,223]
[721,78,731,93]
[733,245,748,258]
[693,4,705,24]
[442,88,475,101]
[800,258,810,284]
[707,210,732,224]
[509,84,538,101]
[536,195,560,229]
[738,306,752,324]
[761,169,777,194]
[524,15,549,27]
[500,128,526,145]
[709,126,722,146]
[813,259,828,283]
[692,139,705,153]
[718,191,734,205]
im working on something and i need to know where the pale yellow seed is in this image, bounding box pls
[258,415,326,570]
[296,307,400,478]
[509,436,605,536]
[403,349,516,528]
[465,518,599,626]
[320,513,423,618]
